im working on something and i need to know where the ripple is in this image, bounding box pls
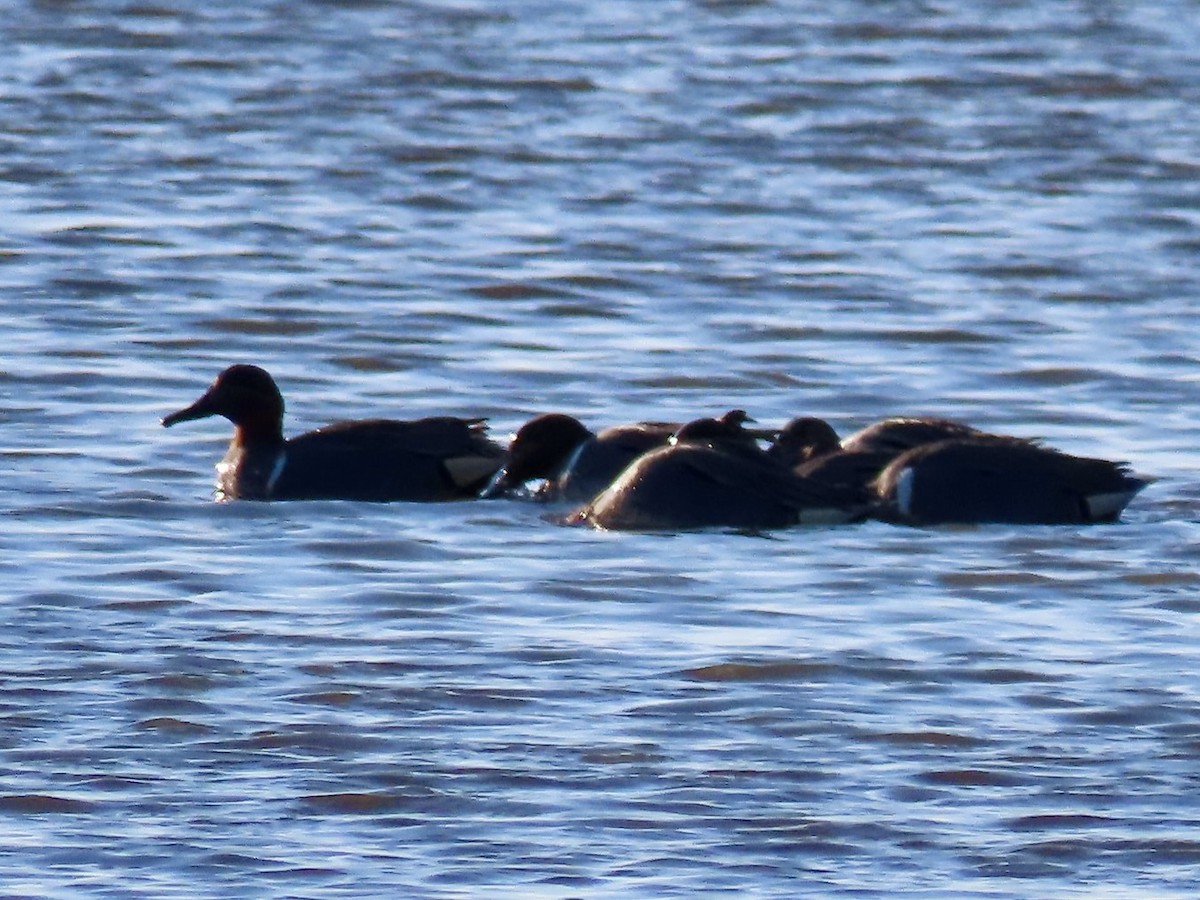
[134,716,215,735]
[683,660,837,682]
[0,794,96,814]
[299,792,427,816]
[918,769,1024,788]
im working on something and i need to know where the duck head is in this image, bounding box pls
[162,364,285,441]
[479,413,593,498]
[767,417,842,466]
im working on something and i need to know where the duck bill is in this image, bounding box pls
[161,392,218,428]
[477,466,515,499]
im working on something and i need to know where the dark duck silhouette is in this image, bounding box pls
[872,436,1151,525]
[764,415,1149,523]
[569,410,869,531]
[162,364,503,501]
[767,416,990,492]
[479,413,678,503]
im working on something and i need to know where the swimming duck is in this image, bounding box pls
[570,410,868,531]
[479,413,678,503]
[873,436,1151,525]
[769,416,990,492]
[162,364,503,501]
[667,408,774,450]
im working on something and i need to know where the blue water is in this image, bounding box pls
[2,1,1199,896]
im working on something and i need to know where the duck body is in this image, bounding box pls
[163,365,502,502]
[212,417,503,502]
[553,421,678,503]
[771,416,991,495]
[794,448,896,493]
[874,437,1151,525]
[840,417,986,456]
[573,412,868,531]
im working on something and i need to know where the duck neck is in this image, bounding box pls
[232,412,285,448]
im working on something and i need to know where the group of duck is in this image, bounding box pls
[162,364,1152,530]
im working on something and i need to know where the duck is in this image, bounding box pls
[667,408,773,450]
[873,435,1151,525]
[479,413,678,503]
[768,416,990,493]
[569,410,868,531]
[764,416,842,466]
[161,364,503,501]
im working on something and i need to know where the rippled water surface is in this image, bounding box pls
[3,1,1200,896]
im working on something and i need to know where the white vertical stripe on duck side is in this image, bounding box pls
[265,452,287,497]
[560,440,588,479]
[895,467,916,518]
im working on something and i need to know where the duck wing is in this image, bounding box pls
[842,417,990,455]
[276,417,502,501]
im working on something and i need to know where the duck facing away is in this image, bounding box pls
[874,436,1151,525]
[162,364,503,501]
[479,413,677,503]
[570,410,869,531]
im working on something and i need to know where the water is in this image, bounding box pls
[2,0,1199,895]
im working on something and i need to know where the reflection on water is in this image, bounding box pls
[1,0,1199,896]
